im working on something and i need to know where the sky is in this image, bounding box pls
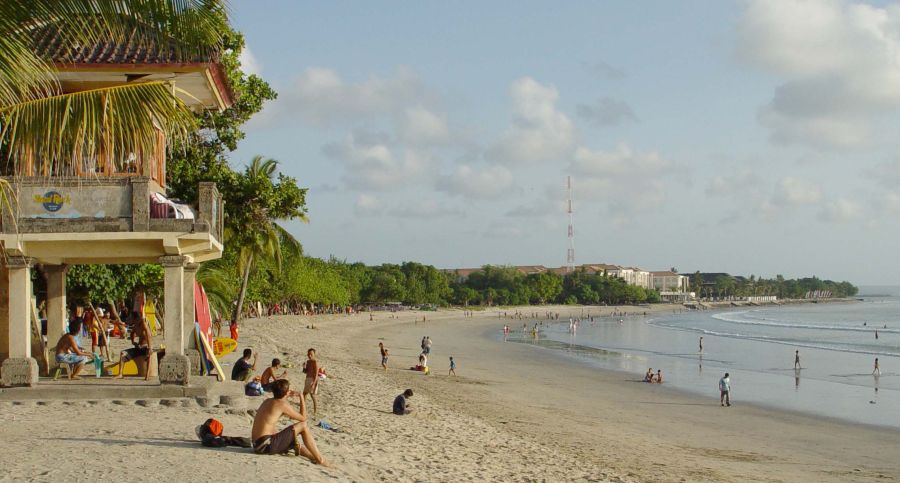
[228,0,900,285]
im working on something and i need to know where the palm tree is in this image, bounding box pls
[229,155,305,325]
[0,0,226,183]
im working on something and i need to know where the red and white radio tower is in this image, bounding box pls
[566,176,575,272]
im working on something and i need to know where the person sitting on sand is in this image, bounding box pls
[419,352,428,368]
[644,368,654,382]
[260,358,287,392]
[393,389,413,415]
[302,348,319,415]
[251,379,329,466]
[54,322,91,379]
[656,370,663,383]
[379,342,389,370]
[115,315,153,381]
[232,348,257,382]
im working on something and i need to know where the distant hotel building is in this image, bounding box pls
[443,264,690,294]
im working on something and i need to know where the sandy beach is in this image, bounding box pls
[3,306,900,482]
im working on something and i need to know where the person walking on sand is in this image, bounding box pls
[794,350,801,370]
[719,373,731,407]
[379,342,389,370]
[873,358,881,376]
[302,348,319,415]
[425,336,432,355]
[251,379,329,466]
[449,356,457,376]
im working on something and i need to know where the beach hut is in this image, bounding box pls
[0,25,232,387]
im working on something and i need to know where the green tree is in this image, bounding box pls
[228,156,307,324]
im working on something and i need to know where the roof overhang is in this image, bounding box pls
[53,61,234,111]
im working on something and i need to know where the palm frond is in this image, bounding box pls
[0,81,195,176]
[196,262,237,317]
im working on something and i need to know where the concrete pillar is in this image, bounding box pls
[158,255,190,385]
[159,255,186,355]
[182,262,202,375]
[1,257,39,387]
[44,265,68,351]
[0,262,9,361]
[7,257,34,358]
[182,262,198,348]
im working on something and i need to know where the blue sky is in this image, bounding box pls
[228,0,900,285]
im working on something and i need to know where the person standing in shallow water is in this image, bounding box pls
[873,358,881,376]
[794,350,801,370]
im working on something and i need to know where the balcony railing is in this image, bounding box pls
[0,177,222,242]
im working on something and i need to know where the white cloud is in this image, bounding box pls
[818,198,862,223]
[568,143,680,220]
[771,177,822,206]
[706,169,763,196]
[399,106,450,146]
[572,143,673,178]
[868,156,900,187]
[279,66,429,126]
[354,194,382,216]
[389,200,464,219]
[322,130,434,190]
[488,77,576,164]
[238,46,262,76]
[436,165,513,199]
[738,0,900,148]
[577,98,638,127]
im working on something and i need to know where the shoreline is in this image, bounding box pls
[2,304,898,482]
[350,306,900,481]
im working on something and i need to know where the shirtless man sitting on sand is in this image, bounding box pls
[54,322,91,379]
[260,358,288,392]
[251,379,329,466]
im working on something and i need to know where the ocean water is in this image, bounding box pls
[508,294,900,429]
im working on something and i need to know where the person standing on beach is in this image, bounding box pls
[449,356,457,376]
[719,373,731,407]
[251,379,329,465]
[379,342,389,370]
[425,336,433,355]
[699,337,703,353]
[873,358,881,376]
[794,350,801,369]
[302,349,319,415]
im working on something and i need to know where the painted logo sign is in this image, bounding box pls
[32,191,70,212]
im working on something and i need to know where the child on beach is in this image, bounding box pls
[449,356,457,376]
[656,370,663,383]
[644,368,654,382]
[379,342,389,370]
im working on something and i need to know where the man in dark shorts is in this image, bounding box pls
[250,379,329,466]
[393,389,413,415]
[232,348,257,381]
[115,315,152,380]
